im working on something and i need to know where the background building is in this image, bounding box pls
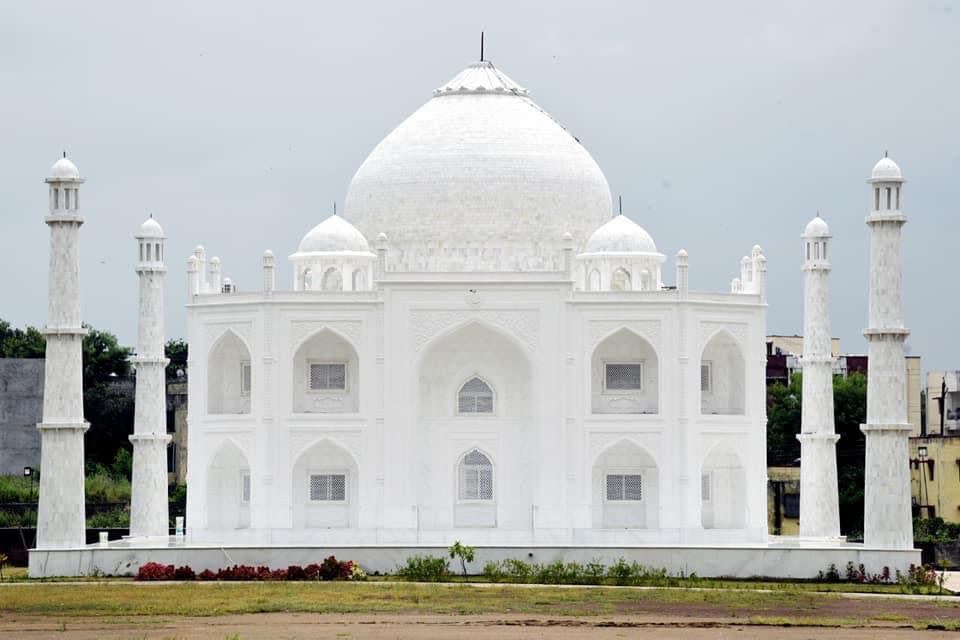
[0,358,43,475]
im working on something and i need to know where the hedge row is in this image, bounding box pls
[136,556,365,581]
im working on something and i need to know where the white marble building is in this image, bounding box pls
[184,60,771,545]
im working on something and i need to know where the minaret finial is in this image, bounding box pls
[884,149,889,158]
[62,150,66,158]
[618,195,622,216]
[334,201,337,215]
[480,31,484,62]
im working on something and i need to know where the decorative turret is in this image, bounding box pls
[130,216,171,538]
[289,214,375,291]
[262,250,275,293]
[861,154,912,549]
[797,214,841,539]
[36,154,88,548]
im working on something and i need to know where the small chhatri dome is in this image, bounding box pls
[583,215,658,255]
[870,156,903,182]
[295,214,372,255]
[48,155,80,181]
[804,215,830,238]
[138,216,164,238]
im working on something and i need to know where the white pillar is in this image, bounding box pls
[675,249,688,299]
[861,156,912,549]
[130,217,171,538]
[36,155,88,549]
[797,215,841,538]
[209,256,222,294]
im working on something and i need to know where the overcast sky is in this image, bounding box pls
[1,1,957,377]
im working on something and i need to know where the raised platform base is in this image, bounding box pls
[29,538,921,579]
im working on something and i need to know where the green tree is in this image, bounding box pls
[0,320,45,358]
[766,374,802,466]
[165,338,188,378]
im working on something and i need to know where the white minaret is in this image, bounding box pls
[861,155,912,549]
[797,215,841,538]
[36,155,88,549]
[129,217,171,538]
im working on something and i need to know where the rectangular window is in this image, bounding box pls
[896,187,900,209]
[700,362,712,393]
[146,243,152,261]
[822,241,827,260]
[805,242,810,261]
[784,493,800,519]
[309,363,346,391]
[309,473,347,501]
[701,473,711,501]
[605,362,643,391]
[874,187,880,210]
[241,473,251,503]
[814,242,820,259]
[74,189,78,209]
[240,361,252,396]
[459,465,493,500]
[606,473,642,501]
[54,188,60,209]
[886,187,892,209]
[167,444,176,473]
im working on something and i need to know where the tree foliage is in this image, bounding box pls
[165,339,188,378]
[766,371,867,537]
[0,320,45,358]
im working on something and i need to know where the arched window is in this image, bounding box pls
[458,449,493,500]
[611,268,631,291]
[302,268,313,291]
[322,267,343,291]
[588,269,601,291]
[458,377,493,414]
[351,268,364,291]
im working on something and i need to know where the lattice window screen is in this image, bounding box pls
[241,473,251,503]
[310,363,346,390]
[701,473,711,501]
[459,450,493,500]
[700,362,712,392]
[605,363,643,390]
[240,362,252,395]
[309,473,347,501]
[458,377,493,413]
[606,474,642,500]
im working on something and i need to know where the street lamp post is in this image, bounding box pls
[23,466,34,504]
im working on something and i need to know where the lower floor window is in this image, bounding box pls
[783,493,800,519]
[310,473,346,501]
[606,473,642,501]
[459,450,493,500]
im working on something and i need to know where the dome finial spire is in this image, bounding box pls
[333,201,337,216]
[62,150,66,158]
[618,195,622,217]
[480,31,484,62]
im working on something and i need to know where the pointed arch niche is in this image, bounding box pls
[291,439,358,528]
[292,329,359,413]
[592,439,659,529]
[700,330,745,415]
[206,440,250,530]
[207,331,252,415]
[416,321,533,530]
[591,328,658,414]
[701,445,746,529]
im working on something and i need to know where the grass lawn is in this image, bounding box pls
[0,580,958,630]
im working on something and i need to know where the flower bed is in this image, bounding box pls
[135,556,366,581]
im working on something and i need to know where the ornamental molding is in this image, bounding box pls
[409,309,539,353]
[587,431,660,462]
[205,322,253,351]
[698,321,748,350]
[588,320,662,352]
[289,320,362,351]
[289,430,362,465]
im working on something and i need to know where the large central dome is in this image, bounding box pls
[343,61,613,272]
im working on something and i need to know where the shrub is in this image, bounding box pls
[349,563,367,581]
[84,471,131,504]
[607,558,633,586]
[86,507,129,528]
[482,560,505,583]
[197,569,217,581]
[0,475,32,502]
[319,555,353,581]
[136,562,174,581]
[0,509,36,527]
[501,558,533,582]
[286,565,307,581]
[396,555,451,582]
[173,565,195,580]
[582,561,606,585]
[304,563,321,580]
[818,563,841,582]
[535,560,582,585]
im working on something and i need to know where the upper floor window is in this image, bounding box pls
[309,473,346,501]
[309,362,346,391]
[458,449,493,500]
[458,377,493,413]
[604,362,643,391]
[605,473,642,501]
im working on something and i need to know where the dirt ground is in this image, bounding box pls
[1,612,957,639]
